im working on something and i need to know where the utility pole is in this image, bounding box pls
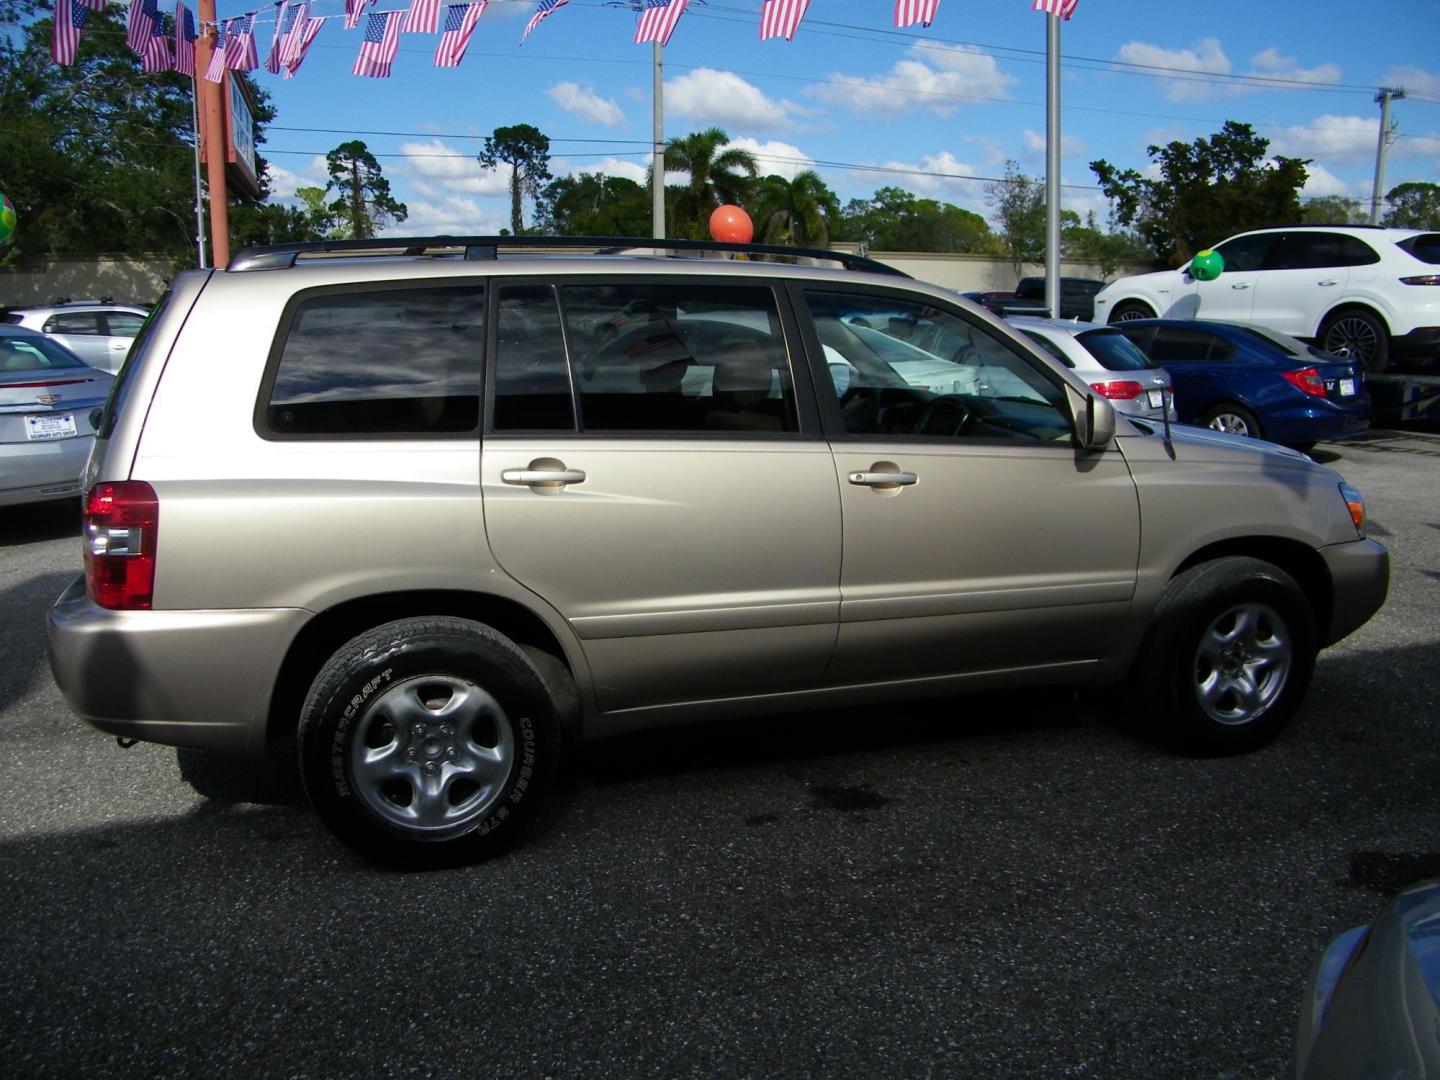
[1370,87,1405,226]
[194,0,230,266]
[1044,11,1061,319]
[652,40,665,239]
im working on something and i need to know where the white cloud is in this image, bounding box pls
[1300,163,1353,198]
[810,43,1017,116]
[1021,129,1086,162]
[1267,115,1440,162]
[547,83,625,128]
[1384,65,1440,95]
[399,139,509,196]
[379,196,506,238]
[724,138,814,181]
[554,156,652,185]
[871,152,989,213]
[665,69,800,130]
[1248,48,1341,86]
[262,157,326,200]
[1115,39,1343,102]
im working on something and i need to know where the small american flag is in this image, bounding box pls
[76,0,107,9]
[403,0,440,33]
[635,0,687,46]
[1032,0,1079,19]
[759,0,809,41]
[344,0,371,30]
[353,9,402,77]
[52,0,88,65]
[521,0,568,43]
[174,2,196,76]
[140,6,174,72]
[283,14,326,77]
[203,21,226,81]
[265,0,294,74]
[228,13,259,69]
[125,0,154,50]
[280,1,309,64]
[433,2,486,67]
[894,0,939,28]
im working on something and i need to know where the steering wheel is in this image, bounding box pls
[914,395,975,437]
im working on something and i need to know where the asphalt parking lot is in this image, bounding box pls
[2,427,1437,1080]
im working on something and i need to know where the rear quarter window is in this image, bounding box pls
[1398,234,1440,265]
[261,284,484,438]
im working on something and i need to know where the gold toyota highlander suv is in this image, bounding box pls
[47,237,1390,865]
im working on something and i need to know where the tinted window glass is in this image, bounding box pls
[44,312,102,335]
[806,290,1071,442]
[1075,329,1154,371]
[266,285,483,437]
[1398,234,1440,265]
[1212,234,1273,273]
[493,285,575,432]
[562,283,797,434]
[1020,330,1074,367]
[1267,232,1380,270]
[104,313,147,336]
[1114,324,1157,355]
[1146,326,1220,363]
[0,334,87,371]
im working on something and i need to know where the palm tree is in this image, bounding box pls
[664,127,758,239]
[753,170,838,248]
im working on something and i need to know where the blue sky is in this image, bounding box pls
[227,0,1440,236]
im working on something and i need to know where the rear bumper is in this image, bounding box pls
[1319,538,1389,647]
[1262,398,1371,446]
[46,574,310,757]
[0,436,92,507]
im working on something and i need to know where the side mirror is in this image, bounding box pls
[1065,385,1115,450]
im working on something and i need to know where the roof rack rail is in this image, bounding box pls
[226,235,908,277]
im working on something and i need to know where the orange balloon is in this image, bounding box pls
[709,204,754,244]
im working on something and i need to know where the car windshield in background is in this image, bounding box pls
[0,334,87,371]
[1075,329,1154,371]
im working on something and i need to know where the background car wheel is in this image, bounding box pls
[1130,557,1316,754]
[1200,403,1262,440]
[299,616,560,867]
[1108,301,1156,323]
[1320,309,1389,373]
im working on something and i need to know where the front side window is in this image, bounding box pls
[264,285,483,437]
[1212,233,1274,273]
[805,290,1071,442]
[44,312,103,335]
[561,283,798,434]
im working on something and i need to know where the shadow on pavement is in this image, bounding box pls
[0,497,81,546]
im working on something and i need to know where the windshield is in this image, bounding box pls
[1076,329,1155,371]
[0,333,87,371]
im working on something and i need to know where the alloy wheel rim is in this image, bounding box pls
[349,675,515,835]
[1192,602,1292,726]
[1207,413,1251,436]
[1324,317,1378,367]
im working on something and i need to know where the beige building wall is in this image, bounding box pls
[0,255,176,308]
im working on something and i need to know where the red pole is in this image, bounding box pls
[194,0,230,267]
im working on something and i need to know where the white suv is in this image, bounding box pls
[1092,227,1440,373]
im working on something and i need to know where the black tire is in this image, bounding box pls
[1320,308,1389,373]
[1200,402,1262,440]
[1130,557,1316,754]
[299,616,561,866]
[1109,300,1156,323]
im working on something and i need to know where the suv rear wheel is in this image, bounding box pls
[1131,557,1316,754]
[1320,308,1389,373]
[299,616,560,866]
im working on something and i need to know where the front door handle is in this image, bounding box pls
[849,470,917,487]
[1230,283,1251,290]
[1318,279,1340,286]
[502,468,586,485]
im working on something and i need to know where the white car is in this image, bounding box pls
[1007,317,1176,424]
[1092,226,1440,373]
[3,299,150,374]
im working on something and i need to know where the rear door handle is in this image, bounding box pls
[1230,283,1250,290]
[1318,279,1340,286]
[849,470,917,487]
[502,468,586,486]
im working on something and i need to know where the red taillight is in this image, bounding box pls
[1089,380,1145,400]
[84,481,159,610]
[1282,366,1328,398]
[1399,275,1440,285]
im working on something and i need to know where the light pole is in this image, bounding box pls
[1044,11,1061,319]
[1370,87,1405,226]
[652,40,664,239]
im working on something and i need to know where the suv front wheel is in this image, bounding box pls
[299,616,560,866]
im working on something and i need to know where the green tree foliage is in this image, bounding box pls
[664,128,758,239]
[1302,195,1366,226]
[984,161,1047,275]
[536,172,650,235]
[478,124,551,235]
[0,3,280,262]
[325,141,406,240]
[1061,211,1153,279]
[1382,182,1440,229]
[834,186,996,254]
[751,170,839,248]
[1090,121,1308,264]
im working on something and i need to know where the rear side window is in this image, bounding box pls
[1075,329,1154,371]
[1266,232,1379,270]
[104,312,147,336]
[44,312,103,335]
[264,285,483,438]
[492,285,574,432]
[1147,326,1223,363]
[1398,234,1440,265]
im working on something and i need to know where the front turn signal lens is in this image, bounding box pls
[1339,482,1366,536]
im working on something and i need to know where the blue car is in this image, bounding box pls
[1114,319,1370,450]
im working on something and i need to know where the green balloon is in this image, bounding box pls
[1190,248,1223,281]
[0,193,15,246]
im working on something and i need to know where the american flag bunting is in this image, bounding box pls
[759,0,809,41]
[1032,0,1079,19]
[222,13,259,70]
[284,14,325,77]
[280,1,310,64]
[174,2,196,76]
[203,20,226,81]
[353,9,402,77]
[265,0,295,73]
[139,5,174,72]
[634,0,687,46]
[125,0,154,49]
[433,1,486,67]
[52,0,89,65]
[344,0,372,30]
[521,0,568,43]
[403,0,441,33]
[76,0,107,8]
[894,0,940,28]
